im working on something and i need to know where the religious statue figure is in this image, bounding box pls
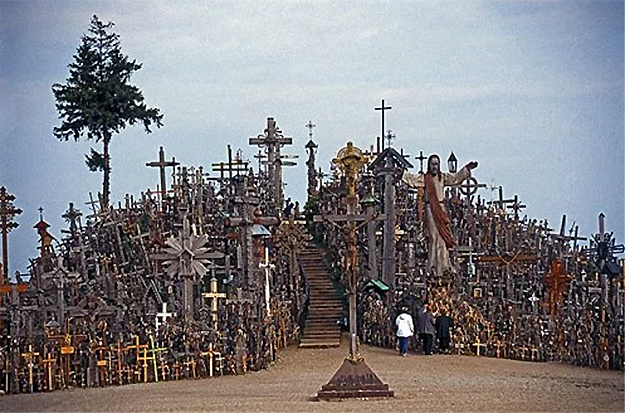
[402,154,478,276]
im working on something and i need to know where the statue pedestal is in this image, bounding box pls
[312,355,394,400]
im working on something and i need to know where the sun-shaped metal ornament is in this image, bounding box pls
[161,216,211,278]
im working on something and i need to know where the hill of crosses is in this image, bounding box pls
[0,117,623,395]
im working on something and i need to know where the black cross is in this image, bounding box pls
[62,202,82,235]
[305,120,316,139]
[415,150,427,173]
[384,129,396,148]
[375,99,392,151]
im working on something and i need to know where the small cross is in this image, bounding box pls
[384,129,396,148]
[155,302,174,330]
[528,292,540,313]
[305,120,316,139]
[375,99,392,150]
[473,337,487,356]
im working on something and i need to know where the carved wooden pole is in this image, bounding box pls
[0,187,22,283]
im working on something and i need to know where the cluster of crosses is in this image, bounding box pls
[1,113,623,396]
[0,118,310,394]
[304,130,623,372]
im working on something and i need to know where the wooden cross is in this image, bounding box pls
[144,335,166,382]
[543,258,573,317]
[0,186,22,282]
[20,344,40,393]
[92,341,109,387]
[183,357,197,379]
[159,362,171,381]
[199,343,223,377]
[506,194,526,219]
[530,346,540,362]
[375,99,392,151]
[473,337,487,356]
[493,339,505,358]
[202,277,227,328]
[146,146,180,201]
[123,335,148,382]
[249,118,293,207]
[41,351,57,391]
[46,318,88,387]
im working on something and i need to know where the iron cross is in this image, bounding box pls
[375,99,392,151]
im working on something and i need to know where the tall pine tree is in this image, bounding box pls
[52,15,163,209]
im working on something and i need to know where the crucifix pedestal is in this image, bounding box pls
[312,142,393,401]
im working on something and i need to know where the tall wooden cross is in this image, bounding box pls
[375,99,392,151]
[249,118,293,211]
[146,146,180,202]
[0,186,22,282]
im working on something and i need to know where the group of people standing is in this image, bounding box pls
[395,304,454,356]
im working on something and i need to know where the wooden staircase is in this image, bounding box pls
[298,245,343,348]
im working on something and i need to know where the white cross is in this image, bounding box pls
[528,292,540,313]
[259,246,275,316]
[155,302,174,330]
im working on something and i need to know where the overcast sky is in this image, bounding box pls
[1,0,623,277]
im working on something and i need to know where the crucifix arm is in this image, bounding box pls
[401,170,424,188]
[355,212,381,231]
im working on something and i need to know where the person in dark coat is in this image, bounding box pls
[435,307,454,354]
[417,303,436,355]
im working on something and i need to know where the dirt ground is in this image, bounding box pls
[1,336,623,412]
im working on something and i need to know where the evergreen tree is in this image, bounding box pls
[52,15,163,208]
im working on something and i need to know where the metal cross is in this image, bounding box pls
[384,129,396,148]
[305,120,316,139]
[375,99,392,151]
[415,150,427,174]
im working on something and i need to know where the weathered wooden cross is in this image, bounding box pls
[146,146,179,203]
[0,186,22,282]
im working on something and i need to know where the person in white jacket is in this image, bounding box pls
[395,308,415,356]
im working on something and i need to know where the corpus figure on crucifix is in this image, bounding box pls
[402,154,478,276]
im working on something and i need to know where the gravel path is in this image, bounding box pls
[2,336,623,412]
